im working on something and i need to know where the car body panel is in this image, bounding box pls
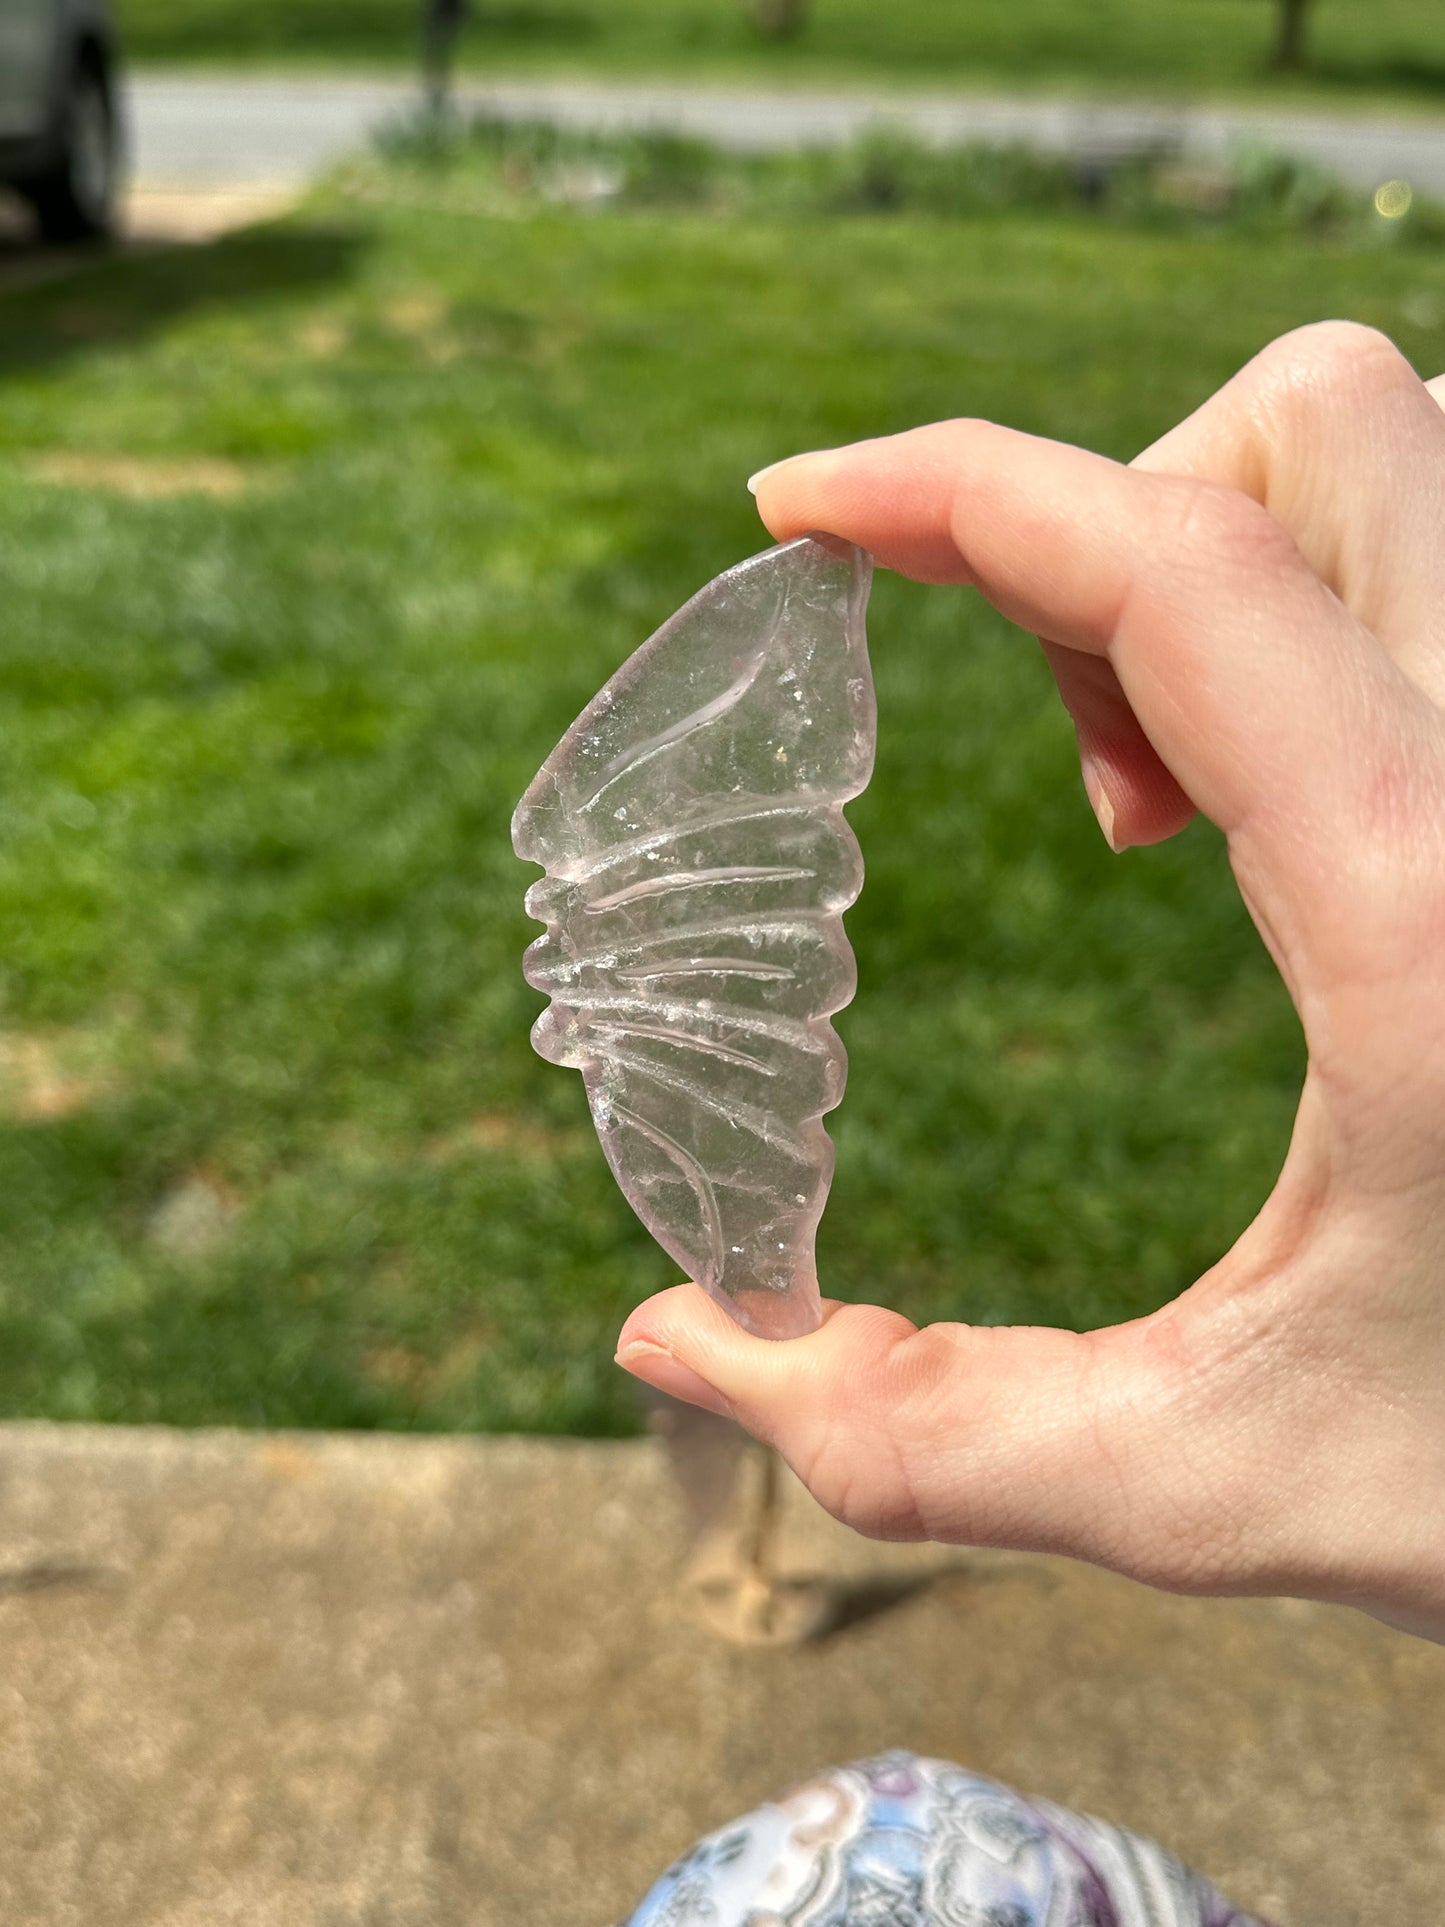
[0,0,116,172]
[0,0,54,139]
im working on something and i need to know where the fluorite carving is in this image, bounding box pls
[512,534,875,1339]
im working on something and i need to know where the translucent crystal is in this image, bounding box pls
[512,534,875,1339]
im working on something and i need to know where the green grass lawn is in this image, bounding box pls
[0,139,1442,1434]
[119,0,1445,109]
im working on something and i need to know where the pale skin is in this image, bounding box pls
[615,321,1445,1644]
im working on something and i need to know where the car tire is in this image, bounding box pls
[22,54,120,245]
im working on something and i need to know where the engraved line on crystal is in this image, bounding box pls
[579,652,766,811]
[559,910,839,965]
[557,911,834,966]
[608,1101,726,1283]
[615,958,796,983]
[560,801,827,882]
[592,1019,780,1076]
[600,1049,808,1152]
[577,994,832,1056]
[584,865,816,915]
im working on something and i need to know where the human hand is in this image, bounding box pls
[616,323,1445,1641]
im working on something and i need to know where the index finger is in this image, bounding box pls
[753,422,1432,913]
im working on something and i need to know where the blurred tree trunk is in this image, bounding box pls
[1270,0,1313,70]
[751,0,810,39]
[424,0,467,112]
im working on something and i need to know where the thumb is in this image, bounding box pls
[616,1284,1228,1583]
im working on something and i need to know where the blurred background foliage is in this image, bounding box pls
[117,0,1445,104]
[0,123,1442,1432]
[378,116,1445,244]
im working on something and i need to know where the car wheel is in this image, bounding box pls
[24,56,120,245]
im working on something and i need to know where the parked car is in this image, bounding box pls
[0,0,121,241]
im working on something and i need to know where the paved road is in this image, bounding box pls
[127,72,1445,197]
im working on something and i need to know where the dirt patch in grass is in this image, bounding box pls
[364,1319,495,1399]
[0,1031,115,1122]
[21,452,271,499]
[381,289,466,365]
[147,1170,243,1258]
[125,186,299,245]
[383,290,448,335]
[298,315,350,357]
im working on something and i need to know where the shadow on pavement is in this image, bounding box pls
[817,1554,1059,1643]
[0,218,369,383]
[0,1559,113,1598]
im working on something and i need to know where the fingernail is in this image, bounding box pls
[1081,760,1123,854]
[615,1339,734,1418]
[746,452,810,497]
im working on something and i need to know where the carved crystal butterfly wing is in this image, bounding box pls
[512,535,874,1338]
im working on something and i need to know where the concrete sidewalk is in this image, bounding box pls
[1,1421,1441,1925]
[126,72,1445,196]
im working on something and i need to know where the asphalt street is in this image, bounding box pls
[126,73,1445,197]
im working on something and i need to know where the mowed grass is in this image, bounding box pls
[119,0,1445,107]
[1,155,1443,1433]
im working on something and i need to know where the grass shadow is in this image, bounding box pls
[0,221,370,385]
[125,0,597,59]
[1302,52,1445,99]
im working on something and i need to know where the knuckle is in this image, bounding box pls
[1155,475,1294,572]
[789,1317,959,1544]
[1246,319,1415,419]
[795,1422,929,1544]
